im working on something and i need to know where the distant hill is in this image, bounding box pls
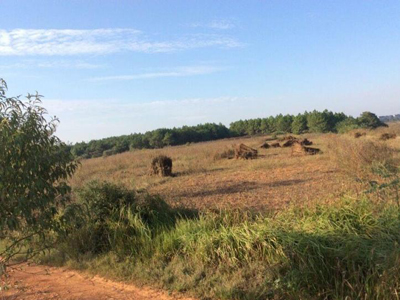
[379,114,400,122]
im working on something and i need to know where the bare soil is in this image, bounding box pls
[1,263,194,300]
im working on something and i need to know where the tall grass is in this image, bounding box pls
[42,181,400,299]
[329,136,398,181]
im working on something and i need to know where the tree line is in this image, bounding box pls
[71,123,231,158]
[71,110,387,159]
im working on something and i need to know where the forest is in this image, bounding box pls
[71,110,387,159]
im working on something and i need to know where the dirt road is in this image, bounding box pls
[1,263,194,300]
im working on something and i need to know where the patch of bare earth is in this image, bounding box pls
[1,263,195,300]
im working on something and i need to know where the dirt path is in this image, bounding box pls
[1,263,195,300]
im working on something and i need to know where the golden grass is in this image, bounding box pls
[70,123,400,212]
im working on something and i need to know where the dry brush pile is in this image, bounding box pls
[259,135,321,156]
[150,155,173,177]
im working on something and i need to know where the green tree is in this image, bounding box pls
[0,79,78,270]
[307,110,330,133]
[276,114,293,133]
[291,113,308,134]
[162,131,175,146]
[335,117,360,133]
[357,111,387,129]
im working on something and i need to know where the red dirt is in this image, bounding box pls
[1,263,195,300]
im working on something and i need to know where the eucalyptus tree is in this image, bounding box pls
[0,79,78,273]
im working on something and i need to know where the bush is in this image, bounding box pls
[58,181,183,257]
[0,79,78,268]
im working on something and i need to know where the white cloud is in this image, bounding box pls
[0,28,241,56]
[35,60,103,69]
[88,65,226,81]
[190,20,235,30]
[0,60,103,69]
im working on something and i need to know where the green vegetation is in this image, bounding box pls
[71,110,387,159]
[231,110,348,136]
[358,111,388,129]
[0,79,77,269]
[72,123,231,159]
[40,179,400,300]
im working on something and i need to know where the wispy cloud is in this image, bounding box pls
[0,60,103,69]
[45,96,241,114]
[88,65,226,82]
[0,28,241,56]
[190,20,235,30]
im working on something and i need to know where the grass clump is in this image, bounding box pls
[56,181,193,260]
[213,147,235,160]
[329,136,398,181]
[41,180,400,299]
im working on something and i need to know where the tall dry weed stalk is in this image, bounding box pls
[329,136,398,182]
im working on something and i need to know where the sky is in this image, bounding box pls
[1,1,400,143]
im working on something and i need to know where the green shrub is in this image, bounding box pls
[57,181,192,258]
[335,117,360,133]
[0,79,78,268]
[46,192,400,300]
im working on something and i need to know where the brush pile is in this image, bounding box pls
[380,133,397,141]
[259,142,270,149]
[300,138,313,146]
[259,135,320,155]
[235,144,258,159]
[261,136,313,148]
[150,155,173,176]
[291,143,321,156]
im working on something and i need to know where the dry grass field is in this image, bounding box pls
[70,122,400,212]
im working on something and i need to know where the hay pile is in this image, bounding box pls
[291,143,321,156]
[300,138,313,146]
[264,137,313,148]
[380,133,397,141]
[282,139,297,147]
[235,144,258,160]
[259,136,320,155]
[150,155,173,176]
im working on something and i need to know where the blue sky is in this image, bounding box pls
[1,1,400,142]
